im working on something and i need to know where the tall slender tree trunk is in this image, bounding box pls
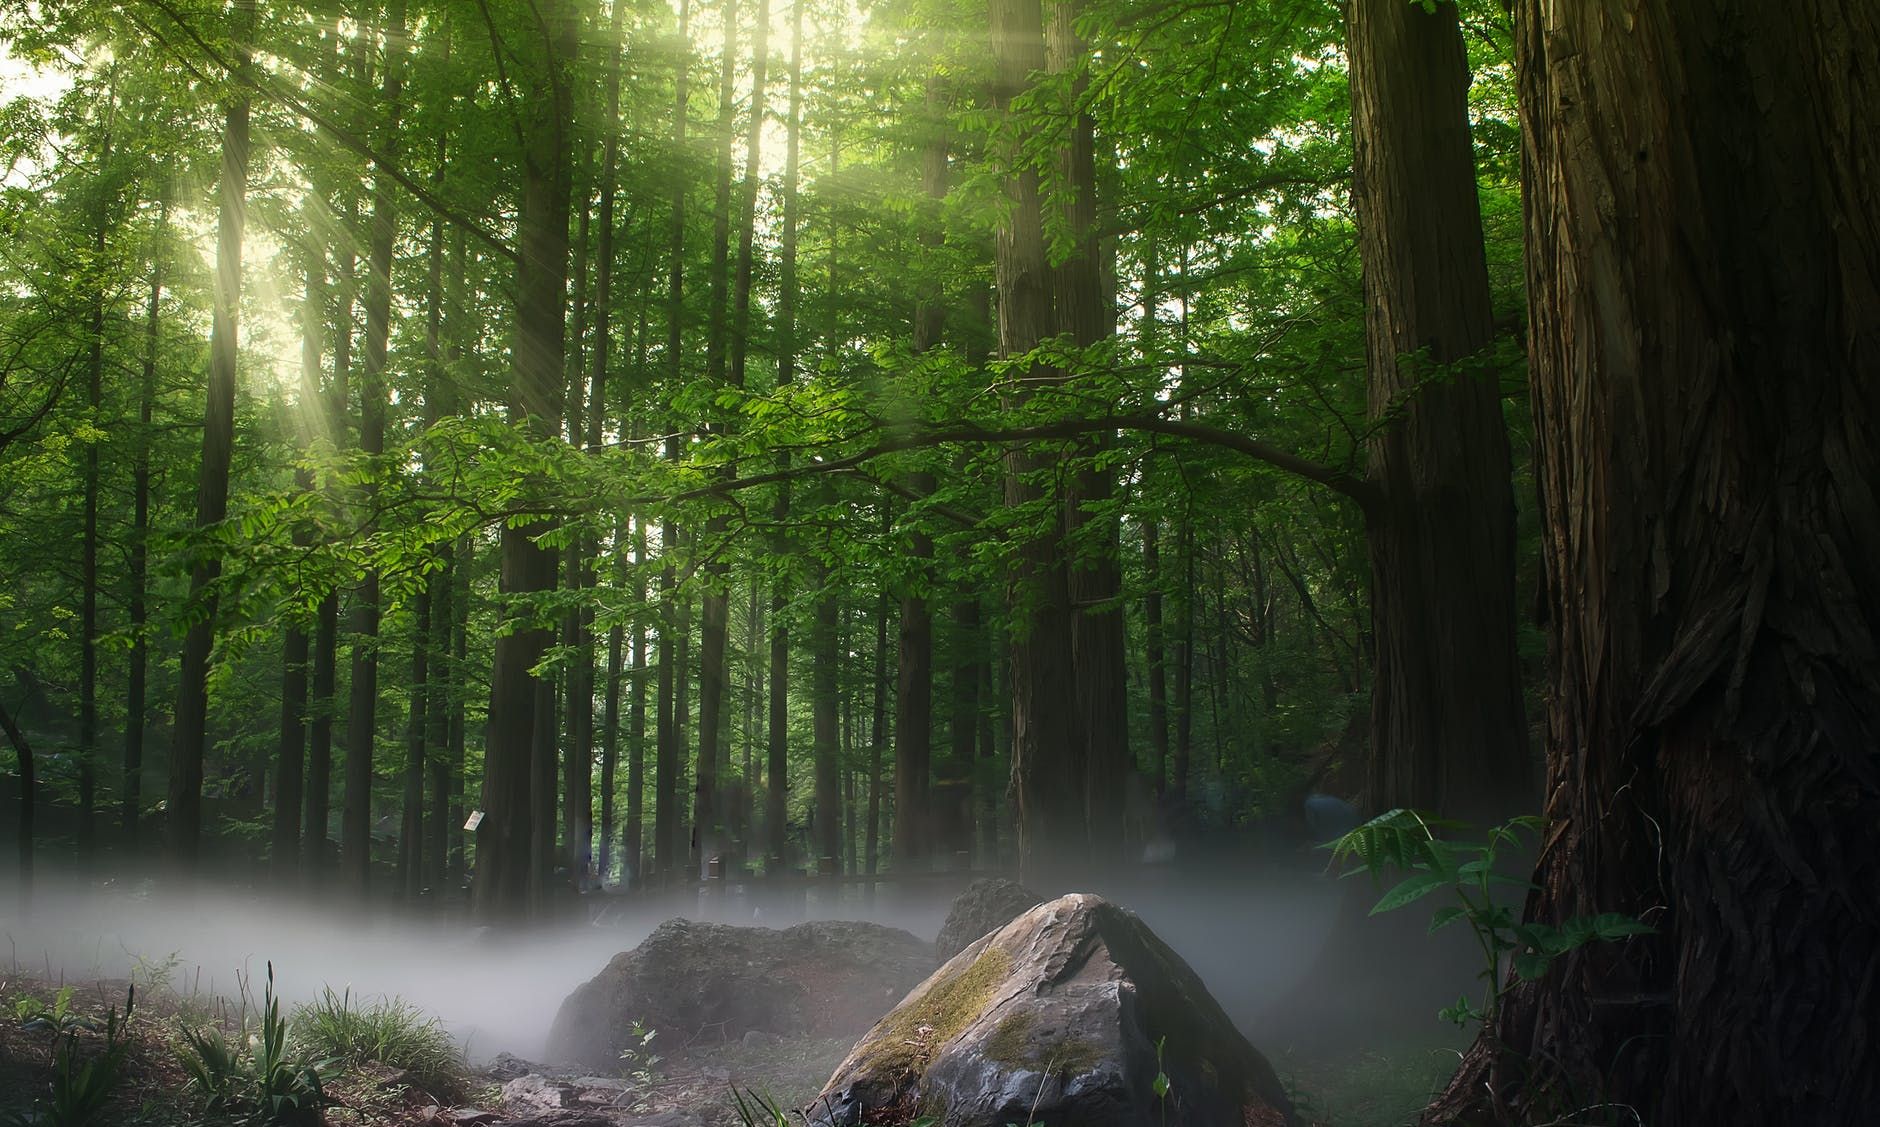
[866,588,888,878]
[168,0,255,865]
[627,519,648,884]
[78,107,113,861]
[1142,519,1168,794]
[399,584,429,898]
[1429,5,1879,1124]
[695,0,747,878]
[653,0,692,890]
[125,197,165,844]
[274,225,323,879]
[764,0,804,871]
[588,0,626,887]
[473,0,577,921]
[344,0,411,894]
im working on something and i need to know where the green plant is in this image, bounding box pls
[2,987,136,1127]
[728,1088,792,1126]
[12,986,90,1034]
[176,964,329,1126]
[1329,809,1653,1028]
[617,1020,662,1086]
[1150,1034,1171,1126]
[291,986,464,1096]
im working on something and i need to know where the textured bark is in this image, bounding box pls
[473,0,576,921]
[344,0,410,893]
[1427,4,1880,1125]
[992,0,1083,885]
[1348,0,1528,823]
[1048,2,1128,860]
[168,0,254,865]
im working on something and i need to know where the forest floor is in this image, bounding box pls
[0,970,1447,1126]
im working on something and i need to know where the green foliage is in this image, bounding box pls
[175,966,329,1127]
[289,986,464,1097]
[2,987,136,1127]
[1329,810,1653,1028]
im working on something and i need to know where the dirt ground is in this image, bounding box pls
[0,971,849,1127]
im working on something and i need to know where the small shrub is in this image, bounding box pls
[176,965,329,1127]
[290,986,464,1097]
[3,987,136,1127]
[1329,809,1653,1028]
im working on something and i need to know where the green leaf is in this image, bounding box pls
[1370,870,1451,914]
[1428,906,1469,933]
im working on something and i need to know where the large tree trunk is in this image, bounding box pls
[168,0,255,865]
[992,0,1084,887]
[473,0,577,921]
[1428,5,1879,1125]
[1348,0,1528,824]
[1047,0,1128,860]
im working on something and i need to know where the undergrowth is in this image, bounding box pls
[289,986,466,1098]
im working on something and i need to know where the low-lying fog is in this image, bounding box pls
[0,855,1479,1064]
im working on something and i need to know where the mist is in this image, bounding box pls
[1,851,1482,1068]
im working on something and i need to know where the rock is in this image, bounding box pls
[501,1074,577,1111]
[446,1111,500,1126]
[485,1053,536,1081]
[572,1076,630,1091]
[739,1029,777,1049]
[623,1113,700,1127]
[934,878,1044,963]
[807,893,1296,1127]
[547,917,933,1068]
[497,1113,614,1127]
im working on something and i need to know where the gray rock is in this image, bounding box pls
[623,1113,700,1127]
[933,878,1044,963]
[739,1029,777,1049]
[501,1073,577,1111]
[547,918,933,1068]
[498,1113,614,1127]
[807,893,1296,1127]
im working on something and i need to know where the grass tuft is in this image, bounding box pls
[289,987,465,1098]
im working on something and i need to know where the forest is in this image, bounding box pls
[0,0,1874,1125]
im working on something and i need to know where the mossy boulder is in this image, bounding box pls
[806,894,1295,1127]
[934,878,1045,963]
[546,918,932,1069]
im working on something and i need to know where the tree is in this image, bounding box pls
[1428,5,1879,1124]
[167,0,256,865]
[473,0,579,921]
[1347,0,1527,823]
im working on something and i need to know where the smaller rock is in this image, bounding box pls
[933,878,1044,963]
[739,1029,777,1049]
[571,1076,630,1090]
[447,1110,500,1126]
[485,1052,536,1081]
[499,1113,614,1127]
[502,1073,577,1111]
[623,1112,700,1127]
